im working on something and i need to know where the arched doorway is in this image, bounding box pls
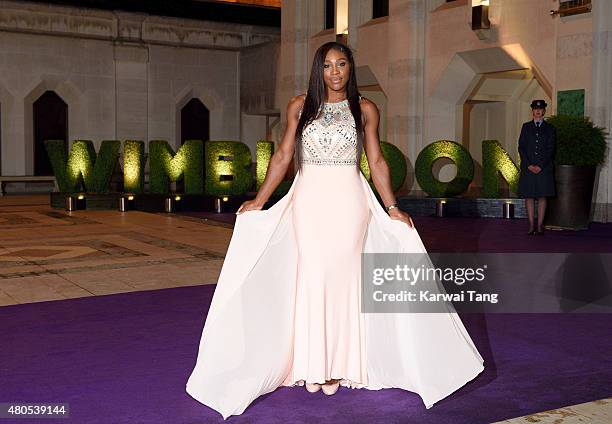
[177,98,209,192]
[181,98,209,145]
[462,70,549,195]
[34,91,68,176]
[428,45,552,195]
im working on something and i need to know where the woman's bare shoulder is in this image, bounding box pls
[288,94,306,110]
[286,94,306,120]
[359,96,379,122]
[359,96,377,110]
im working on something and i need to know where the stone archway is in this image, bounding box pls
[33,91,68,176]
[428,44,552,143]
[23,78,86,175]
[174,87,220,150]
[426,44,552,192]
[180,98,210,146]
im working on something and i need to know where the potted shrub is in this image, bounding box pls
[545,115,607,230]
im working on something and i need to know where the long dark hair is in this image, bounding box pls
[295,41,363,171]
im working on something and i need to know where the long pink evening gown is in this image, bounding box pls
[186,99,484,419]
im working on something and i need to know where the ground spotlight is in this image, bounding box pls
[119,194,136,212]
[166,195,182,213]
[66,194,86,211]
[215,196,229,213]
[503,201,514,219]
[436,199,447,218]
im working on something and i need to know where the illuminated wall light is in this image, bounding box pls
[222,196,229,202]
[127,195,134,201]
[175,195,181,201]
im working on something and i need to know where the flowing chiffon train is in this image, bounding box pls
[185,167,485,419]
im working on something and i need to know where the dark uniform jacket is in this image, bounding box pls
[518,120,556,198]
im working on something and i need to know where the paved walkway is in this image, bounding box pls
[493,398,611,423]
[0,195,230,306]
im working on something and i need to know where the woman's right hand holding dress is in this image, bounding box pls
[236,199,265,214]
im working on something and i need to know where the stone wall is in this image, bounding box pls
[0,0,279,176]
[279,0,610,221]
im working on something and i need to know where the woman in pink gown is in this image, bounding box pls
[186,42,484,419]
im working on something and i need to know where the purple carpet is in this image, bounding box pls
[1,285,611,423]
[178,214,612,253]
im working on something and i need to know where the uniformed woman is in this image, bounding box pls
[518,99,556,235]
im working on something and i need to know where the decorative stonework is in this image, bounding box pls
[0,1,279,49]
[557,33,593,59]
[0,0,279,177]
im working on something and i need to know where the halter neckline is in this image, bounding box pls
[324,99,348,105]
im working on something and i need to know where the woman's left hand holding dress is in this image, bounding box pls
[388,208,414,228]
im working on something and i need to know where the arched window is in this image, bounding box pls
[324,0,335,30]
[33,91,67,176]
[177,98,209,192]
[181,98,209,145]
[373,0,389,19]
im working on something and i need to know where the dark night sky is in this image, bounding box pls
[19,0,281,26]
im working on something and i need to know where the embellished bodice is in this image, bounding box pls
[301,99,358,166]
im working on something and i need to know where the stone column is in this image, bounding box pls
[387,0,426,191]
[114,43,149,142]
[591,0,612,222]
[114,13,149,142]
[279,1,311,125]
[348,0,373,50]
[277,0,325,180]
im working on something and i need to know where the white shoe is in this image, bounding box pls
[305,383,321,393]
[322,381,339,396]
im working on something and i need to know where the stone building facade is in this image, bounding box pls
[279,0,611,222]
[0,0,279,183]
[1,0,611,223]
